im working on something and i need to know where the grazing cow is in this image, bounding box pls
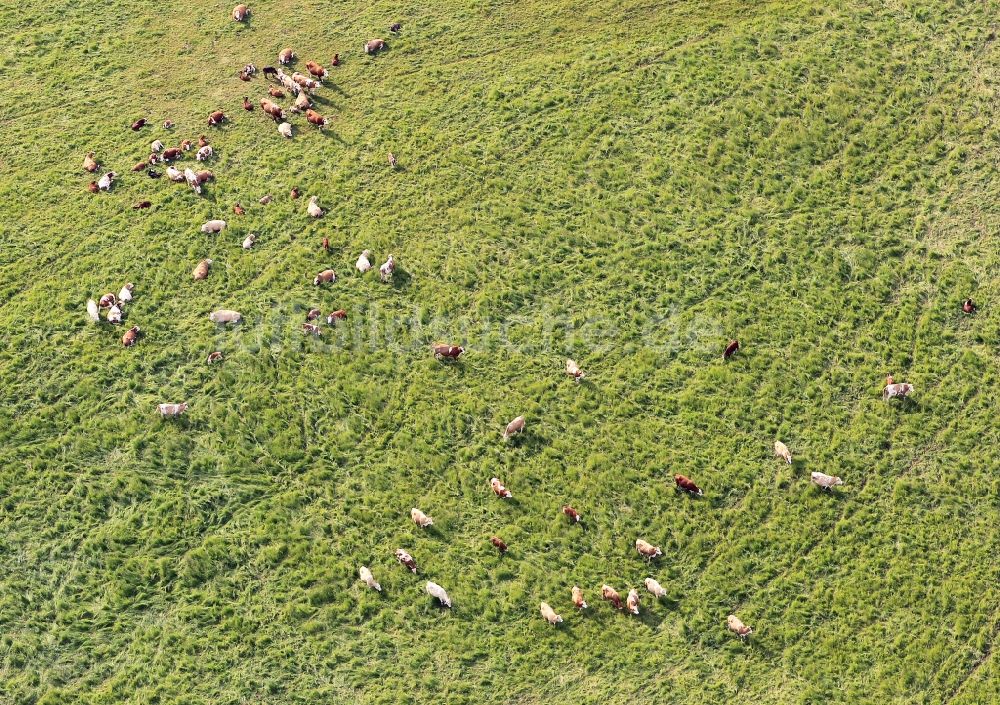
[290,186,300,199]
[107,304,123,324]
[723,339,740,360]
[302,323,321,336]
[963,298,977,314]
[313,269,336,286]
[365,39,386,54]
[97,171,116,191]
[433,344,464,360]
[166,166,185,182]
[278,122,293,138]
[209,310,241,324]
[635,539,662,561]
[151,140,164,152]
[426,581,451,608]
[260,98,285,120]
[290,92,311,113]
[388,152,397,168]
[157,402,188,417]
[307,196,323,217]
[326,310,347,324]
[99,293,116,308]
[394,549,417,573]
[356,250,372,273]
[233,203,245,216]
[644,578,667,598]
[132,200,151,210]
[192,259,213,280]
[503,415,525,441]
[359,566,381,592]
[565,358,585,381]
[259,194,272,204]
[774,440,792,464]
[490,536,508,554]
[208,111,226,126]
[275,69,301,95]
[87,181,99,193]
[674,474,703,496]
[411,508,433,528]
[86,299,99,322]
[262,66,278,78]
[131,118,147,130]
[601,585,623,610]
[320,237,330,252]
[292,72,321,91]
[562,505,581,523]
[306,109,328,129]
[727,615,753,640]
[243,234,256,249]
[184,168,202,194]
[118,283,134,302]
[207,351,223,364]
[379,254,395,282]
[811,471,843,491]
[201,219,226,233]
[242,96,253,111]
[331,53,340,66]
[490,477,512,498]
[83,152,98,172]
[390,22,401,33]
[572,585,587,609]
[132,162,147,172]
[626,589,640,615]
[306,60,328,79]
[540,602,563,625]
[197,145,213,161]
[122,325,140,347]
[883,383,914,401]
[232,4,249,21]
[162,147,182,161]
[279,49,294,64]
[306,308,322,321]
[147,169,161,179]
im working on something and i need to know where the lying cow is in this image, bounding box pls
[209,310,241,324]
[192,259,212,280]
[565,358,585,382]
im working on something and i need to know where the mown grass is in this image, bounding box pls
[1,0,999,703]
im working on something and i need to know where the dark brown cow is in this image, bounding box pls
[723,339,740,360]
[326,310,347,324]
[162,147,182,161]
[208,111,226,126]
[490,536,508,554]
[122,325,140,347]
[242,96,254,111]
[131,118,147,130]
[433,344,463,360]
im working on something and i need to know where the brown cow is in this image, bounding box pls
[305,60,328,79]
[131,118,147,130]
[268,85,285,98]
[83,152,98,172]
[963,298,977,314]
[601,585,623,610]
[208,111,226,126]
[132,161,147,172]
[433,344,463,360]
[132,200,152,210]
[313,269,336,286]
[572,585,587,609]
[674,474,703,496]
[490,536,508,554]
[562,505,581,523]
[192,259,212,280]
[232,4,249,21]
[635,539,662,561]
[727,615,753,640]
[394,548,417,573]
[242,96,253,111]
[306,109,328,128]
[326,310,347,324]
[122,325,140,347]
[162,147,182,161]
[723,339,740,360]
[207,351,223,364]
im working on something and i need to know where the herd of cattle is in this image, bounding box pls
[76,5,949,640]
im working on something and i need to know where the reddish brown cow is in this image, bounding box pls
[433,344,464,360]
[131,118,147,130]
[305,60,327,79]
[601,585,623,610]
[208,111,226,126]
[242,96,254,111]
[305,109,328,128]
[674,474,703,496]
[326,310,347,324]
[562,505,581,523]
[122,325,140,347]
[490,536,508,554]
[723,339,740,360]
[162,147,181,161]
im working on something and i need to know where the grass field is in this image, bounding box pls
[2,0,1000,702]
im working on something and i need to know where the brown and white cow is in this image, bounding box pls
[379,254,395,282]
[394,549,417,573]
[626,589,640,615]
[883,383,914,401]
[572,585,587,609]
[157,402,188,417]
[232,4,249,21]
[278,48,294,64]
[565,358,585,382]
[540,602,563,625]
[490,477,512,499]
[122,325,140,347]
[601,585,623,610]
[674,474,703,496]
[727,614,753,640]
[305,60,328,79]
[313,269,336,286]
[433,344,463,360]
[306,109,328,128]
[562,505,581,523]
[327,310,347,324]
[364,39,386,54]
[503,415,525,441]
[635,539,662,561]
[208,110,226,126]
